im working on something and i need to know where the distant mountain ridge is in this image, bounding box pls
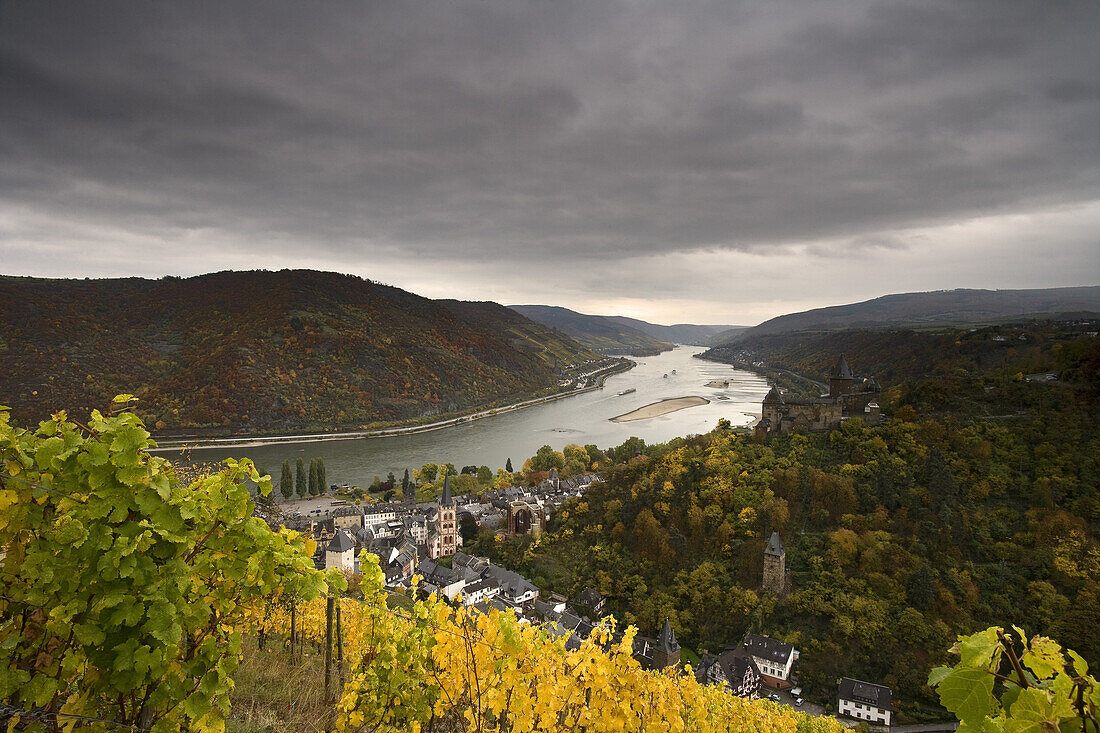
[720,286,1100,342]
[508,305,743,353]
[0,270,600,436]
[508,305,673,355]
[599,316,746,346]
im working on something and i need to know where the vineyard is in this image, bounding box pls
[2,401,1095,732]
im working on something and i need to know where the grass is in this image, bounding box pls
[680,647,702,667]
[228,639,340,733]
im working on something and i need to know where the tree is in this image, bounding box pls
[0,400,335,730]
[506,457,513,473]
[280,459,294,500]
[530,445,566,472]
[477,465,493,485]
[419,462,439,483]
[907,564,936,611]
[460,514,479,543]
[460,465,478,475]
[309,458,320,496]
[387,471,396,487]
[402,469,410,492]
[295,457,307,498]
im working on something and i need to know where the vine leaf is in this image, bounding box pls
[938,667,996,724]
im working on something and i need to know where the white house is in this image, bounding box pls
[738,633,799,689]
[324,529,356,574]
[837,678,892,726]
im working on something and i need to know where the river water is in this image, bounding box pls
[162,347,769,489]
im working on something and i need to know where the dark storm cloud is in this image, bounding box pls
[0,0,1097,277]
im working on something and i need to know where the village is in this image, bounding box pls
[274,460,916,731]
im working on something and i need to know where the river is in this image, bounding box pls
[161,347,769,490]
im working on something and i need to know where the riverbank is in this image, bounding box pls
[610,396,709,423]
[149,358,635,452]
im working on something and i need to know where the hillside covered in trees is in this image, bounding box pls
[0,270,600,436]
[478,324,1099,722]
[508,304,674,355]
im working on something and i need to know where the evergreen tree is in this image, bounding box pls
[387,471,397,486]
[308,458,319,496]
[506,457,513,473]
[280,460,293,500]
[317,458,327,494]
[402,469,410,491]
[295,457,307,498]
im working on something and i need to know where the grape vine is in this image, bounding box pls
[0,399,342,731]
[928,626,1098,732]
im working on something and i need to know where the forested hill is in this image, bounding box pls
[508,304,674,355]
[702,320,1100,404]
[0,270,600,436]
[478,325,1099,723]
[719,286,1100,342]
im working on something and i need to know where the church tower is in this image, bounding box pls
[762,531,787,595]
[436,475,457,557]
[652,618,681,670]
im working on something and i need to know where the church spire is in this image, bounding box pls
[440,474,454,507]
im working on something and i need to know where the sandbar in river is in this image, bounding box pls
[610,396,709,423]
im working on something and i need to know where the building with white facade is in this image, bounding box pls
[837,678,892,726]
[738,633,799,689]
[324,529,356,574]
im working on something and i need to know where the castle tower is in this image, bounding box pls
[829,354,855,399]
[762,531,787,595]
[436,475,457,557]
[652,618,681,669]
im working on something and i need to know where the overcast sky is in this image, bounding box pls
[1,2,1097,325]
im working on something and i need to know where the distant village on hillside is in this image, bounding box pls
[271,382,905,730]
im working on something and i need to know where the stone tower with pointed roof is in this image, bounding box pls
[762,531,788,596]
[652,618,681,669]
[829,354,856,399]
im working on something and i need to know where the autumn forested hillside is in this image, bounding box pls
[0,270,600,435]
[702,321,1100,406]
[478,323,1100,722]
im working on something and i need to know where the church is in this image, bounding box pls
[426,475,460,559]
[757,355,882,437]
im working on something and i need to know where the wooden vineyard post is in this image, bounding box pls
[324,595,335,703]
[290,602,297,664]
[336,602,345,685]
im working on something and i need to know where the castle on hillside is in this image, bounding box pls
[757,355,882,437]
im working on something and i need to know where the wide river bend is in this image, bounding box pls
[161,347,769,490]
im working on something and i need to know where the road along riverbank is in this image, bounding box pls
[149,358,635,452]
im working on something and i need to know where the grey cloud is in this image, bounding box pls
[0,0,1097,285]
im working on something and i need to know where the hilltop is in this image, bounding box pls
[715,286,1100,343]
[0,270,600,436]
[509,304,744,351]
[507,305,671,354]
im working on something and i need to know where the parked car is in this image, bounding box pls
[768,694,781,702]
[794,698,804,707]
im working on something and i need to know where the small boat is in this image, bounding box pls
[663,373,669,378]
[671,369,676,374]
[618,388,636,395]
